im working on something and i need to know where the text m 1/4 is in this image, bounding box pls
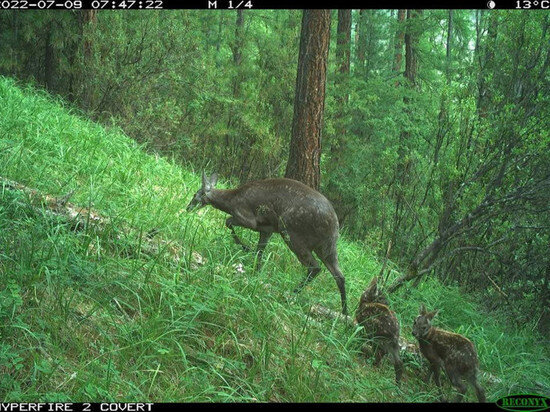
[207,0,253,8]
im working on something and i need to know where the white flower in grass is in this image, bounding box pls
[233,263,245,274]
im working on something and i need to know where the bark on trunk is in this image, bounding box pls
[285,10,331,191]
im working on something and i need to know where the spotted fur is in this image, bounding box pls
[355,277,403,383]
[412,304,486,402]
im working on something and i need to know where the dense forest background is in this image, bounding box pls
[0,9,549,332]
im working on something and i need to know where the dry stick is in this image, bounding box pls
[380,240,393,288]
[309,303,356,327]
[0,175,188,261]
[485,272,526,329]
[1,176,96,226]
[486,273,509,299]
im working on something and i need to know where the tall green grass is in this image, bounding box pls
[0,76,548,402]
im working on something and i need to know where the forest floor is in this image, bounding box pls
[1,76,549,402]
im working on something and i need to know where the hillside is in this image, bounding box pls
[0,77,548,402]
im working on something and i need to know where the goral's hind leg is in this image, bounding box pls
[446,367,468,402]
[292,253,321,293]
[467,370,486,403]
[373,343,387,367]
[282,233,322,294]
[387,340,404,384]
[316,249,348,316]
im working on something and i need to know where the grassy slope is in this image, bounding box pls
[0,76,548,402]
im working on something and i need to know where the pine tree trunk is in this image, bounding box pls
[393,9,406,85]
[335,9,351,138]
[228,10,246,180]
[285,10,331,191]
[44,21,55,92]
[446,10,453,84]
[336,10,351,80]
[355,9,366,74]
[404,9,422,86]
[232,9,244,97]
[80,10,97,111]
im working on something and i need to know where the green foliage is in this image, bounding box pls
[0,75,549,402]
[321,10,550,332]
[0,8,549,401]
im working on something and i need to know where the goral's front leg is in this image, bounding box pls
[225,217,251,252]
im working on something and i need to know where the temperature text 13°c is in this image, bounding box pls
[516,0,550,8]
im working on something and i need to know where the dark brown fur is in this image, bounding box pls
[355,277,403,383]
[187,173,347,314]
[412,304,486,402]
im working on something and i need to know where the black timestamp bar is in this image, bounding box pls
[0,0,164,7]
[206,0,253,8]
[515,0,550,8]
[90,0,163,8]
[0,0,83,8]
[0,404,155,412]
[0,0,543,11]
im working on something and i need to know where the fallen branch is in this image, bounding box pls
[309,304,420,356]
[1,176,104,229]
[309,303,357,327]
[0,175,201,265]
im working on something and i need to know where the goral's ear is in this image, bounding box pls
[368,276,378,288]
[365,276,377,294]
[419,303,427,315]
[202,171,209,189]
[210,173,218,187]
[426,309,439,320]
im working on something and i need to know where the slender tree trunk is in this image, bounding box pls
[44,21,55,91]
[404,9,422,86]
[80,10,97,111]
[446,10,453,84]
[393,10,406,85]
[232,9,244,97]
[334,9,351,139]
[363,11,375,79]
[327,9,351,220]
[227,10,246,179]
[10,12,19,77]
[216,12,224,56]
[336,9,351,98]
[82,10,96,59]
[478,11,498,118]
[285,10,331,191]
[355,9,366,75]
[390,9,422,252]
[435,9,454,165]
